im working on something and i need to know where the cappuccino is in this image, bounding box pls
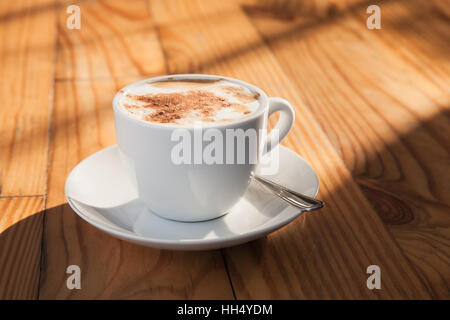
[117,78,261,125]
[113,74,295,221]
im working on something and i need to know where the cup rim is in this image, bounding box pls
[112,74,268,129]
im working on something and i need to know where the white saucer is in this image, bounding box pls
[65,145,319,250]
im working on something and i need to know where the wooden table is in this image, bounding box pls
[0,0,448,299]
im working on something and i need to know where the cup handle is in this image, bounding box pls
[264,97,295,154]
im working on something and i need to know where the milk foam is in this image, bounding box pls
[117,79,261,126]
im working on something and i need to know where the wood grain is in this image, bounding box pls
[243,0,450,298]
[0,0,447,300]
[0,0,55,300]
[0,197,45,299]
[38,0,234,299]
[0,0,56,196]
[150,0,434,299]
[56,0,165,81]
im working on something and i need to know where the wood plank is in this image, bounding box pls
[0,0,56,196]
[39,0,234,298]
[56,0,166,81]
[0,197,45,299]
[243,0,450,298]
[150,0,433,299]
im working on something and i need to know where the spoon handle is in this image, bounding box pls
[252,175,324,212]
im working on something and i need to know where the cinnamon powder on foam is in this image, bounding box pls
[123,90,254,124]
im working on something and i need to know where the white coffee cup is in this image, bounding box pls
[113,74,295,222]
